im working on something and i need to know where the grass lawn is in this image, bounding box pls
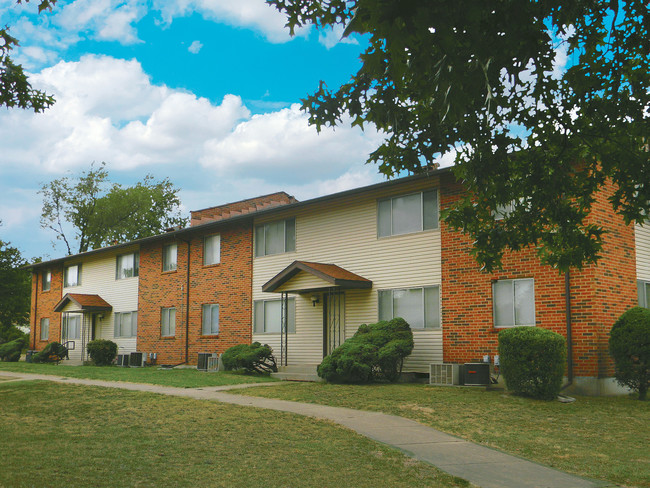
[235,382,650,488]
[0,361,277,388]
[0,381,469,488]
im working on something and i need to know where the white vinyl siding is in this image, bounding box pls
[254,298,295,333]
[114,311,137,338]
[161,307,176,337]
[378,286,440,329]
[40,318,49,340]
[204,235,221,266]
[493,278,535,327]
[255,218,296,257]
[202,304,219,335]
[64,264,81,287]
[378,190,438,237]
[42,270,51,291]
[638,280,650,308]
[116,252,139,280]
[163,243,177,272]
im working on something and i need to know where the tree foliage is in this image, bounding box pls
[86,339,118,366]
[269,0,650,272]
[1,1,56,111]
[31,341,67,363]
[609,307,650,401]
[221,342,278,374]
[0,235,31,344]
[40,162,188,254]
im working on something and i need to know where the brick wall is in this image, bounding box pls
[440,173,637,378]
[137,222,253,365]
[190,192,298,226]
[30,265,63,350]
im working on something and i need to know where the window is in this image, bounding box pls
[378,286,440,329]
[161,307,176,337]
[254,298,295,333]
[493,278,535,327]
[204,235,221,265]
[378,190,438,237]
[202,304,220,335]
[639,280,650,308]
[163,243,177,272]
[116,252,139,280]
[114,311,138,338]
[40,318,49,341]
[494,202,515,220]
[64,264,81,287]
[42,270,51,291]
[62,314,81,340]
[255,218,296,257]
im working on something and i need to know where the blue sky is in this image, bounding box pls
[0,0,391,260]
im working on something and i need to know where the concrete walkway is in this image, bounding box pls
[0,372,612,488]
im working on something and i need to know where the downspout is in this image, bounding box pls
[184,238,192,365]
[32,272,38,350]
[561,269,574,390]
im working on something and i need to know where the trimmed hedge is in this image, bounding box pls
[0,337,27,362]
[609,307,650,401]
[221,342,277,374]
[498,326,566,400]
[87,339,118,366]
[31,342,68,364]
[318,317,414,383]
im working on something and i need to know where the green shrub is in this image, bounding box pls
[0,337,27,362]
[318,317,414,383]
[31,342,68,364]
[498,326,566,400]
[221,342,277,374]
[86,339,118,366]
[609,307,650,401]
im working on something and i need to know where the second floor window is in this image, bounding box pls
[116,252,139,280]
[378,190,438,237]
[163,243,178,272]
[64,264,81,287]
[255,218,296,257]
[204,235,221,266]
[42,270,51,291]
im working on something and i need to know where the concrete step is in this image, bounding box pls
[271,371,324,382]
[276,364,320,374]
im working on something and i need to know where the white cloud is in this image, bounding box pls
[318,24,359,49]
[188,40,203,53]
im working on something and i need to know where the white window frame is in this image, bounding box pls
[163,243,178,272]
[42,270,51,291]
[64,264,81,287]
[161,307,176,337]
[493,278,535,328]
[638,280,650,308]
[40,318,49,341]
[255,218,296,257]
[116,252,139,280]
[62,313,81,340]
[254,298,296,333]
[378,286,441,329]
[203,234,221,266]
[202,304,220,335]
[377,190,438,238]
[114,311,138,338]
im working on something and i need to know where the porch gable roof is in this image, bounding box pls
[262,261,372,293]
[54,293,113,312]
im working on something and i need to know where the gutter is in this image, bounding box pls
[32,272,38,350]
[180,237,192,365]
[561,269,574,390]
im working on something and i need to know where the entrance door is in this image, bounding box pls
[323,290,345,357]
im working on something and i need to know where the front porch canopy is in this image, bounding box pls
[262,261,372,293]
[54,293,113,313]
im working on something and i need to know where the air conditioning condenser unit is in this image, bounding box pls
[429,363,460,386]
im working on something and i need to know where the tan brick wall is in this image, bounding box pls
[137,222,253,365]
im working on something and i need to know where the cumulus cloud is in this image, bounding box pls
[188,40,203,53]
[318,24,359,49]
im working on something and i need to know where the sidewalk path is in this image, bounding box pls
[0,372,612,488]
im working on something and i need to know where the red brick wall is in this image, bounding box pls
[30,265,63,350]
[137,222,253,365]
[440,173,637,378]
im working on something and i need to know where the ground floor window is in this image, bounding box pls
[202,304,220,335]
[114,311,138,338]
[62,314,81,340]
[639,280,650,308]
[40,318,49,341]
[161,307,176,337]
[254,298,295,333]
[378,286,440,329]
[493,278,535,327]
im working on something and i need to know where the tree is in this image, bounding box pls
[0,234,31,344]
[40,162,188,254]
[269,0,650,272]
[1,1,56,112]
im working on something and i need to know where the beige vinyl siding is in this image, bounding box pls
[253,178,442,372]
[62,246,139,356]
[274,272,332,293]
[636,224,650,282]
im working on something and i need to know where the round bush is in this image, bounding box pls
[498,326,566,400]
[0,337,26,362]
[609,307,650,401]
[31,342,68,363]
[221,342,277,374]
[86,339,118,366]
